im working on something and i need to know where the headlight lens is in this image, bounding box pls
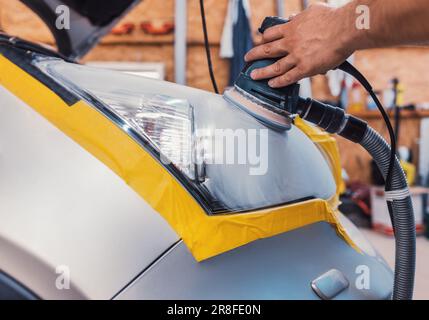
[90,90,198,181]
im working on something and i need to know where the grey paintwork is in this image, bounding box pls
[117,221,393,300]
[0,57,393,300]
[0,86,179,299]
[37,59,337,211]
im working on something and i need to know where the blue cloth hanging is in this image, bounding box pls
[220,0,254,86]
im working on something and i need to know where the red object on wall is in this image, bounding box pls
[111,22,135,35]
[140,21,174,35]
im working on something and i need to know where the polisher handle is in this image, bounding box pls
[258,16,289,34]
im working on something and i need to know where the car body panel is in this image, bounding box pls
[0,41,394,300]
[0,48,350,263]
[117,221,393,300]
[0,85,179,299]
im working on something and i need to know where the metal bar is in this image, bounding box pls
[302,0,310,9]
[276,0,285,17]
[174,0,187,85]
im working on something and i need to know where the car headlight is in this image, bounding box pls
[35,57,337,214]
[90,90,199,181]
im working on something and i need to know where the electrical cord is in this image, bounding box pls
[338,61,399,235]
[338,61,397,192]
[199,0,219,94]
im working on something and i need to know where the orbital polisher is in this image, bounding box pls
[224,16,357,135]
[223,17,300,131]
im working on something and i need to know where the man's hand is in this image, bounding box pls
[244,3,355,88]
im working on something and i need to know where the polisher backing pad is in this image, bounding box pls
[223,86,292,131]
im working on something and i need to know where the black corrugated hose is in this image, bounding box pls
[297,93,416,299]
[299,96,416,300]
[360,127,416,300]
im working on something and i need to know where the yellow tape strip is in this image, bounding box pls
[295,117,347,197]
[0,55,358,261]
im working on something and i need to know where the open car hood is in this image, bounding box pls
[20,0,140,60]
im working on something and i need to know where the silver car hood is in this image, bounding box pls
[0,50,337,299]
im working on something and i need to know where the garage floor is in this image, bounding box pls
[360,229,429,300]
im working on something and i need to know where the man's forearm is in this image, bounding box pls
[342,0,429,50]
[244,0,429,87]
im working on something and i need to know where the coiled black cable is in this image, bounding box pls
[338,61,397,192]
[199,0,219,94]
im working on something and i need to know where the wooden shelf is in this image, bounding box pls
[336,108,428,184]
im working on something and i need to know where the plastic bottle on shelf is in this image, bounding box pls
[348,81,366,113]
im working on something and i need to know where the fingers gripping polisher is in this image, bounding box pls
[223,17,300,131]
[223,16,363,137]
[223,59,300,130]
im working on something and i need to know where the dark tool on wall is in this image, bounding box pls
[393,78,401,139]
[221,16,416,300]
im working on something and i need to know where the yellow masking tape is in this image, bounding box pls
[0,55,358,261]
[295,117,346,196]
